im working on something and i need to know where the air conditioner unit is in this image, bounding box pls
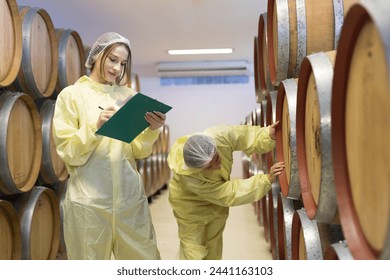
[156,60,249,77]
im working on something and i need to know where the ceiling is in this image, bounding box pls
[16,0,268,77]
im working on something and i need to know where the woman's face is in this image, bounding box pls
[92,44,129,84]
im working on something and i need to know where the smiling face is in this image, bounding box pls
[90,43,130,85]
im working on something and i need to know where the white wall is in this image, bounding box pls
[139,76,259,179]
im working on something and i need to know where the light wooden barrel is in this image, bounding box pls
[160,124,170,153]
[52,180,68,259]
[249,107,265,171]
[331,0,390,260]
[276,193,294,260]
[275,78,300,199]
[258,12,274,97]
[0,91,42,195]
[13,186,60,260]
[39,99,68,184]
[277,193,302,260]
[137,159,151,198]
[162,153,170,185]
[11,6,58,99]
[152,131,162,155]
[0,199,22,260]
[324,241,354,260]
[296,50,339,224]
[55,28,86,96]
[130,73,140,92]
[0,0,22,87]
[261,193,270,243]
[291,208,344,260]
[265,90,278,173]
[268,182,281,259]
[254,36,262,103]
[267,0,359,85]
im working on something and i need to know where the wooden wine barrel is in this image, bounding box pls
[331,0,390,260]
[324,240,354,260]
[268,181,281,259]
[291,208,344,260]
[152,131,162,155]
[296,50,339,224]
[0,91,42,195]
[55,28,86,97]
[130,73,140,92]
[249,107,265,171]
[0,0,22,87]
[52,180,68,260]
[267,0,359,85]
[261,193,270,243]
[39,99,68,184]
[276,193,294,260]
[275,78,300,199]
[254,36,262,103]
[13,186,60,260]
[137,159,151,198]
[160,124,170,154]
[265,90,278,173]
[258,12,274,96]
[11,6,58,99]
[162,153,170,185]
[0,199,22,260]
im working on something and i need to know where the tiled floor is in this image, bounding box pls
[148,187,272,260]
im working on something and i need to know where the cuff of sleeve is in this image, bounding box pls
[90,123,102,138]
[144,127,161,136]
[265,127,276,147]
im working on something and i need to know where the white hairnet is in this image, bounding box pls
[183,135,217,168]
[85,32,131,69]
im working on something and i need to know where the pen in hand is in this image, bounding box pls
[98,106,104,110]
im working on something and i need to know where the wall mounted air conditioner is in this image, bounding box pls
[156,60,249,77]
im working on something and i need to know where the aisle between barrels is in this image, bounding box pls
[148,188,272,260]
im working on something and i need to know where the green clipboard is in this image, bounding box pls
[96,92,172,143]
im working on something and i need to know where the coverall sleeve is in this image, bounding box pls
[128,128,160,159]
[182,174,272,207]
[214,125,275,156]
[52,90,101,167]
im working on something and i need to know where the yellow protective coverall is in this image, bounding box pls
[168,125,275,260]
[52,75,161,260]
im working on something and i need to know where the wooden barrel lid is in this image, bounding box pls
[0,91,42,195]
[0,199,22,259]
[0,0,22,87]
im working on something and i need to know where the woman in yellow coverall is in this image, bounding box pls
[52,32,165,259]
[168,124,285,259]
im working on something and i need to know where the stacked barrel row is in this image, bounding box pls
[137,124,171,202]
[248,0,389,260]
[0,0,168,260]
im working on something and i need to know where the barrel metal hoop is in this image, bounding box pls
[276,0,290,84]
[333,0,344,48]
[57,29,74,90]
[0,92,23,193]
[307,52,338,223]
[21,7,41,98]
[283,79,300,199]
[296,208,323,260]
[295,0,307,76]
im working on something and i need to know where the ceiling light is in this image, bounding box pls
[168,48,233,55]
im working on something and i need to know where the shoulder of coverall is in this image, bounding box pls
[167,134,206,176]
[203,125,248,146]
[75,75,136,96]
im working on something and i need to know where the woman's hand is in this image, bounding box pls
[145,111,166,130]
[268,120,279,140]
[267,161,285,183]
[96,106,116,130]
